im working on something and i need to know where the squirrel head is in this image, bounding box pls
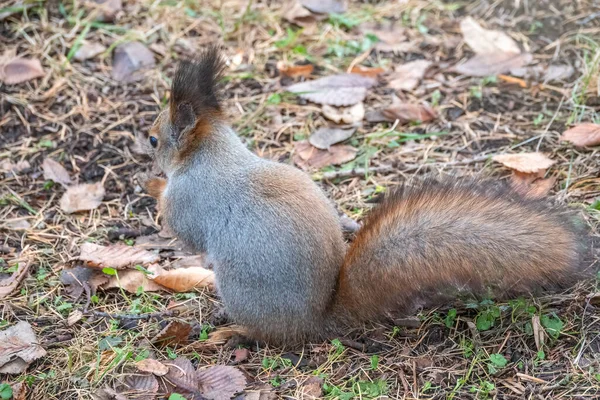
[136,45,226,174]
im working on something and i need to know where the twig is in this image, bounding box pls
[89,310,175,320]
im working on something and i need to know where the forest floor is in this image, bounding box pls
[1,0,600,399]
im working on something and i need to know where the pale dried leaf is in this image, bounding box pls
[4,219,30,230]
[300,0,346,14]
[0,261,31,300]
[0,160,30,173]
[454,52,532,77]
[112,42,155,83]
[380,103,437,124]
[460,17,521,55]
[294,141,357,169]
[309,126,356,150]
[59,182,105,213]
[532,315,545,351]
[0,321,47,374]
[197,365,247,400]
[360,21,409,53]
[42,158,72,187]
[89,0,122,22]
[67,310,84,326]
[322,102,364,124]
[544,64,575,82]
[103,269,165,293]
[560,123,600,147]
[136,358,169,376]
[492,153,555,174]
[388,60,432,91]
[147,264,215,292]
[135,234,182,251]
[277,62,313,78]
[282,1,319,27]
[287,74,376,106]
[298,376,323,399]
[164,357,199,392]
[152,321,192,347]
[0,57,44,85]
[77,243,159,269]
[74,41,106,61]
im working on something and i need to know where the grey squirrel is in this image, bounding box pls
[135,47,590,344]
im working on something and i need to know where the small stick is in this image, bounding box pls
[89,310,175,320]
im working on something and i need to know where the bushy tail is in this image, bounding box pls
[330,178,592,324]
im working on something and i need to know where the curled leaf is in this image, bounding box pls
[277,62,313,78]
[136,358,169,376]
[309,126,356,150]
[152,321,192,347]
[147,264,215,292]
[322,103,364,124]
[59,182,105,214]
[560,123,600,147]
[388,60,432,91]
[492,153,555,174]
[0,57,44,85]
[0,321,47,374]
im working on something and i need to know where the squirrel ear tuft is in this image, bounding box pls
[169,45,225,135]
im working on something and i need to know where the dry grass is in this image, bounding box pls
[1,0,600,398]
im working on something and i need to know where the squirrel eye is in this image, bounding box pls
[149,136,158,148]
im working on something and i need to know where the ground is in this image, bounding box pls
[1,0,600,399]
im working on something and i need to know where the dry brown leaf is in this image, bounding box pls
[350,65,385,77]
[164,357,199,393]
[136,358,169,376]
[532,315,545,351]
[121,373,159,399]
[454,52,532,77]
[0,160,30,173]
[0,321,47,374]
[59,182,105,213]
[282,1,321,27]
[102,269,165,293]
[360,21,409,53]
[287,74,376,106]
[492,153,555,174]
[277,62,313,78]
[89,0,122,22]
[60,266,108,300]
[77,243,159,269]
[382,103,437,123]
[0,261,31,300]
[560,124,600,147]
[510,172,556,199]
[300,0,346,14]
[294,141,357,169]
[147,264,215,292]
[460,17,521,55]
[309,126,356,150]
[74,41,106,61]
[10,382,26,400]
[172,255,208,269]
[42,158,72,187]
[388,60,432,91]
[152,321,192,347]
[298,376,323,399]
[67,310,84,326]
[0,57,44,85]
[197,365,247,400]
[322,102,364,124]
[112,42,155,83]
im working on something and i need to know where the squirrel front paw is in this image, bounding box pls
[135,172,166,200]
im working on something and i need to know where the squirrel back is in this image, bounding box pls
[138,48,593,345]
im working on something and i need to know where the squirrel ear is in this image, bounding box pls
[172,102,196,140]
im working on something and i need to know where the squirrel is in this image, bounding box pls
[135,46,592,345]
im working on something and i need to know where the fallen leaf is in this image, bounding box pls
[454,52,532,77]
[112,42,155,83]
[282,1,322,27]
[543,64,575,82]
[510,172,556,199]
[147,264,214,292]
[0,321,47,374]
[42,158,72,187]
[74,41,106,61]
[91,387,128,400]
[0,160,30,173]
[360,21,410,53]
[350,65,385,77]
[532,315,545,351]
[309,126,356,150]
[277,62,313,78]
[10,382,26,400]
[77,243,159,269]
[381,103,437,123]
[233,348,250,363]
[197,365,247,400]
[298,376,323,399]
[135,234,182,251]
[59,182,105,213]
[322,102,364,124]
[492,153,555,174]
[0,261,31,300]
[560,123,600,147]
[67,310,84,326]
[287,74,376,106]
[4,219,30,230]
[60,265,108,300]
[121,374,159,399]
[460,17,521,55]
[0,57,44,85]
[164,357,199,393]
[300,0,346,14]
[294,141,357,169]
[388,60,432,91]
[136,358,169,376]
[103,269,165,293]
[152,321,192,347]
